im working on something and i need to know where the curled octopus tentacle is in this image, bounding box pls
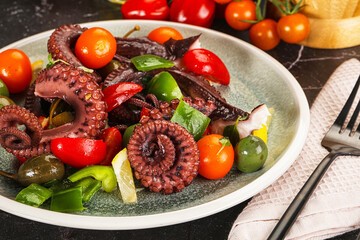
[0,105,49,158]
[127,119,200,194]
[47,24,86,67]
[47,24,102,83]
[35,62,107,141]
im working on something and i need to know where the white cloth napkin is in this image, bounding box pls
[229,58,360,240]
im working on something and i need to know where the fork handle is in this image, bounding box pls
[267,152,338,240]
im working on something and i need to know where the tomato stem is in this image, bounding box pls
[269,0,305,15]
[217,137,231,155]
[239,0,266,24]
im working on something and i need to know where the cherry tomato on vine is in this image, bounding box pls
[0,49,32,93]
[148,27,183,44]
[170,0,216,28]
[75,27,117,69]
[225,0,257,30]
[249,19,280,51]
[277,13,310,44]
[197,134,234,180]
[183,48,230,85]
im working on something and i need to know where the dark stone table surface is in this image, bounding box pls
[0,0,359,239]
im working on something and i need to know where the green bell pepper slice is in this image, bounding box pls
[171,100,210,141]
[131,55,174,72]
[73,177,102,202]
[15,183,52,207]
[50,187,84,212]
[68,166,117,193]
[147,71,183,102]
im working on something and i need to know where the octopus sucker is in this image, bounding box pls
[127,119,199,194]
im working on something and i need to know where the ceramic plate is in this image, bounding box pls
[0,20,310,230]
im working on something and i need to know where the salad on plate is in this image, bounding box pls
[0,24,272,213]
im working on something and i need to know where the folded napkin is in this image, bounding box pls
[229,58,360,240]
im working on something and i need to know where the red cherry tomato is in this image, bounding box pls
[170,0,216,28]
[121,0,170,20]
[225,0,257,30]
[0,49,32,93]
[51,138,107,168]
[75,27,117,69]
[183,48,230,85]
[99,127,122,166]
[197,134,234,179]
[249,19,280,51]
[277,13,310,44]
[214,0,232,4]
[148,27,183,44]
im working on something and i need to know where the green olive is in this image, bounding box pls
[0,79,9,97]
[16,154,65,186]
[235,135,268,173]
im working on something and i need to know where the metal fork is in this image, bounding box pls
[267,74,360,240]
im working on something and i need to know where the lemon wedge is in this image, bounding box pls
[31,60,44,85]
[252,108,274,144]
[252,124,268,144]
[111,148,137,203]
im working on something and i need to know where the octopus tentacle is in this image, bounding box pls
[1,128,32,150]
[127,119,200,194]
[0,105,46,158]
[0,62,107,158]
[108,104,139,126]
[0,105,43,146]
[126,97,156,110]
[145,94,160,109]
[35,62,107,141]
[47,24,87,67]
[47,24,102,83]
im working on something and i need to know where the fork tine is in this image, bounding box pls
[347,99,360,132]
[334,74,360,127]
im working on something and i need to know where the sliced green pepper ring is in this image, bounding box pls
[147,71,183,103]
[131,55,174,72]
[68,165,117,193]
